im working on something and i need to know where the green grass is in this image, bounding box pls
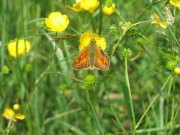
[0,0,180,134]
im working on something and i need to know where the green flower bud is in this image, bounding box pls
[85,74,95,87]
[25,64,32,72]
[38,21,45,28]
[166,60,176,70]
[2,66,9,74]
[122,48,132,58]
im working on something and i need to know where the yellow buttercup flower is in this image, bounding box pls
[3,104,25,121]
[150,13,169,28]
[103,3,115,15]
[45,12,69,32]
[7,39,31,57]
[3,108,15,121]
[79,32,106,51]
[170,0,180,9]
[174,67,180,74]
[72,0,83,12]
[72,0,99,13]
[82,0,99,13]
[13,104,20,111]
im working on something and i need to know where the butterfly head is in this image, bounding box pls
[90,38,96,44]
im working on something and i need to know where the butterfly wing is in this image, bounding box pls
[72,46,90,69]
[95,47,110,70]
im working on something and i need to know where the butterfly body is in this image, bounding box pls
[88,39,97,69]
[72,38,110,70]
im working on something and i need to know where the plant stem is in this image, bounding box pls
[115,10,125,22]
[135,0,156,21]
[43,108,81,125]
[85,89,104,135]
[99,0,102,35]
[125,58,136,135]
[111,21,150,56]
[1,0,7,68]
[136,124,180,134]
[135,75,172,129]
[103,81,128,135]
[6,120,12,135]
[91,15,96,33]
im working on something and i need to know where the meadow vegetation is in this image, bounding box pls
[0,0,180,134]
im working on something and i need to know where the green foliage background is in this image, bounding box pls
[0,0,180,134]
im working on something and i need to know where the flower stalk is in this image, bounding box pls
[125,57,136,134]
[5,120,12,135]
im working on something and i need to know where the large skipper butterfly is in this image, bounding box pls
[72,38,110,70]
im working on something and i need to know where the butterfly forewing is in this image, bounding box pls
[72,46,90,69]
[95,47,110,70]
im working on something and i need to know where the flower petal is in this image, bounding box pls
[79,32,106,51]
[170,0,180,9]
[72,2,83,12]
[96,37,106,50]
[79,32,99,50]
[15,113,25,120]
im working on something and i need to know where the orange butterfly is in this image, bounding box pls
[72,38,110,70]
